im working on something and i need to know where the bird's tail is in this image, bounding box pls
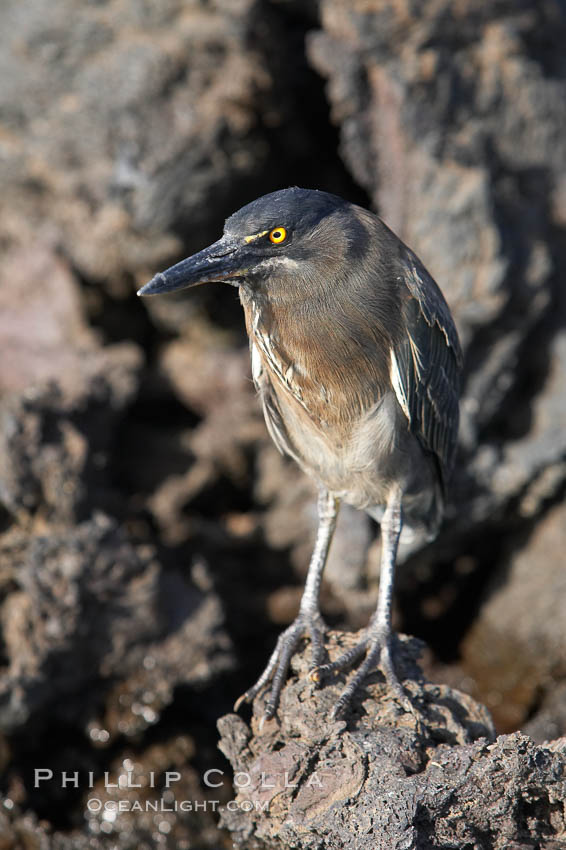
[399,481,444,561]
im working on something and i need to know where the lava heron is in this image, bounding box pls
[139,187,462,721]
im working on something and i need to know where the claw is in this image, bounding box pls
[233,692,249,713]
[329,700,347,722]
[309,668,321,683]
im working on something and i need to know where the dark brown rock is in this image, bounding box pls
[218,634,566,849]
[461,499,566,732]
[0,344,141,525]
[0,0,273,290]
[0,514,232,735]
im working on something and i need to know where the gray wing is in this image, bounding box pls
[390,252,463,486]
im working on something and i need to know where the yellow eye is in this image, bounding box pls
[269,227,287,244]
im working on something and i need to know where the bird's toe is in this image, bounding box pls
[235,613,328,719]
[313,636,369,681]
[315,629,415,720]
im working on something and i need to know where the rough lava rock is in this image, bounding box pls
[461,497,566,732]
[218,634,566,849]
[0,513,232,736]
[0,0,273,289]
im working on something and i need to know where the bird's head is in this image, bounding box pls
[138,188,370,303]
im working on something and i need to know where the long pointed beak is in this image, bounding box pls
[138,235,245,296]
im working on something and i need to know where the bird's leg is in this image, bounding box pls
[234,489,339,719]
[314,485,412,720]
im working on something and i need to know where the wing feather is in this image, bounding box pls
[390,252,462,485]
[249,341,302,463]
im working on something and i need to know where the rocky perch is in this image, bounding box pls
[218,632,566,849]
